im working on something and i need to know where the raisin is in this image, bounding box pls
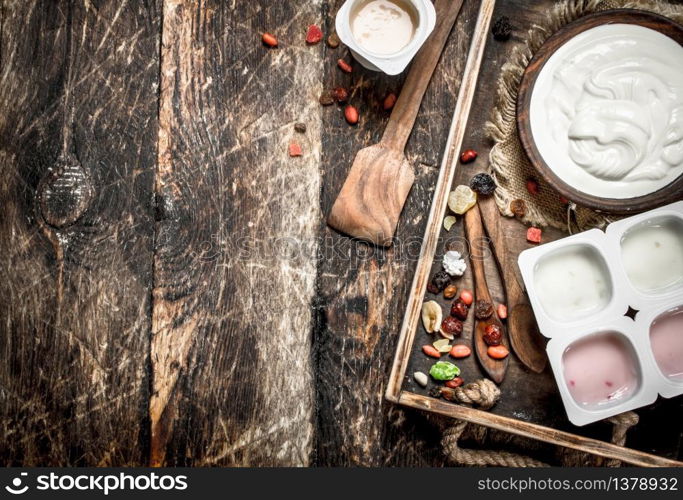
[474,300,494,320]
[294,122,307,133]
[441,316,463,337]
[469,173,496,195]
[332,87,349,104]
[427,283,439,294]
[428,387,442,398]
[430,270,451,292]
[319,91,334,106]
[483,324,502,346]
[451,299,469,320]
[443,284,458,299]
[492,16,512,41]
[510,199,526,218]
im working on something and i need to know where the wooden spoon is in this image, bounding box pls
[478,196,547,373]
[464,205,508,384]
[327,0,465,247]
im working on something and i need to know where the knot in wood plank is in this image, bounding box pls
[38,153,95,228]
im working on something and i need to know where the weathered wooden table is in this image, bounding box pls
[2,0,680,466]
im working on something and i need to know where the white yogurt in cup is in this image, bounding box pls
[336,0,436,75]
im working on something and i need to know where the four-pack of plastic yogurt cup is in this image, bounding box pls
[518,201,683,426]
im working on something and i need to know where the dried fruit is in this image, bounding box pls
[443,284,458,299]
[448,185,477,215]
[459,290,474,306]
[430,270,451,292]
[332,87,349,103]
[337,58,353,73]
[460,149,478,163]
[306,24,323,44]
[288,142,302,157]
[449,345,471,359]
[421,301,442,334]
[319,91,334,106]
[414,371,428,387]
[469,173,496,195]
[422,345,441,358]
[443,215,456,232]
[497,304,508,319]
[526,178,539,195]
[426,283,439,294]
[429,361,460,381]
[294,122,307,133]
[474,300,494,320]
[327,32,340,48]
[262,32,278,47]
[527,227,542,244]
[344,105,359,125]
[487,344,510,359]
[440,316,463,339]
[445,377,464,388]
[433,338,452,353]
[510,199,526,218]
[492,16,512,41]
[483,324,502,346]
[559,195,570,205]
[450,299,469,321]
[383,92,397,111]
[428,386,442,398]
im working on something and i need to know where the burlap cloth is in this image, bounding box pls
[487,0,683,231]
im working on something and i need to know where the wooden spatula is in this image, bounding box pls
[327,0,465,247]
[464,205,509,384]
[478,196,547,373]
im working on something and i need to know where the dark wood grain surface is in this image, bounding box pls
[1,0,681,466]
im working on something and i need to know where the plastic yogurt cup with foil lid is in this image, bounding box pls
[335,0,436,75]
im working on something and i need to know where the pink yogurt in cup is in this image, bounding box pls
[650,306,683,381]
[562,332,640,409]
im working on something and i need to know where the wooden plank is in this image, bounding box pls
[314,0,480,466]
[0,0,159,465]
[151,0,320,466]
[399,391,683,467]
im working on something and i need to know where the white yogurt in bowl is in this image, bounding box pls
[530,23,683,199]
[350,0,417,55]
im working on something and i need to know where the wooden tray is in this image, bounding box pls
[386,0,683,467]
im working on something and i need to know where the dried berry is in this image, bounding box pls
[488,345,509,359]
[460,149,478,163]
[527,227,542,244]
[469,173,496,195]
[449,345,471,359]
[428,387,442,398]
[483,324,502,346]
[337,58,353,73]
[474,300,494,320]
[383,92,397,111]
[262,32,278,47]
[288,142,302,157]
[450,299,469,321]
[332,87,349,103]
[445,377,464,388]
[430,270,451,292]
[327,32,340,48]
[344,105,359,125]
[559,195,569,205]
[427,283,439,294]
[443,284,458,299]
[319,91,334,106]
[306,24,323,44]
[510,199,526,218]
[492,16,512,41]
[440,316,463,338]
[294,122,307,133]
[497,304,507,320]
[526,178,539,195]
[459,289,474,306]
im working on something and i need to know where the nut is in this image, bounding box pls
[474,300,494,320]
[440,317,463,339]
[497,304,507,319]
[487,344,509,359]
[383,93,397,111]
[262,33,278,47]
[433,338,452,353]
[483,324,502,346]
[421,301,442,334]
[449,345,471,359]
[344,105,359,125]
[450,299,468,321]
[327,32,340,48]
[443,284,458,299]
[422,345,441,358]
[337,58,353,73]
